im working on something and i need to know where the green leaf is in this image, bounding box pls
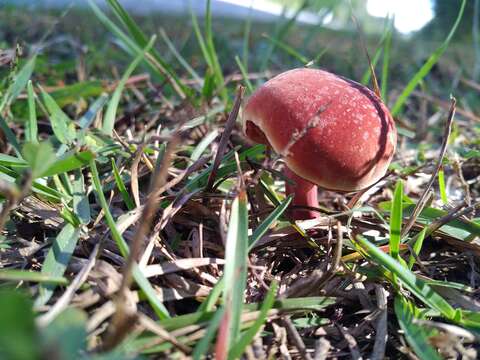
[42,308,87,360]
[103,36,155,135]
[0,290,40,360]
[22,141,56,179]
[35,223,81,307]
[222,190,249,348]
[394,296,442,360]
[41,150,95,178]
[40,86,76,144]
[72,170,91,225]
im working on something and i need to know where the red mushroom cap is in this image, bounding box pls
[243,68,397,192]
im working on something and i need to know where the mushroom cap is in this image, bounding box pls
[243,68,397,192]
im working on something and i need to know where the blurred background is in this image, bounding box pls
[0,0,478,129]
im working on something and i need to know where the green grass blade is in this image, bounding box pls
[0,270,68,285]
[111,158,135,210]
[408,227,427,270]
[190,129,219,162]
[89,159,170,319]
[379,201,480,241]
[41,150,95,178]
[234,55,254,94]
[103,36,155,135]
[0,55,36,114]
[0,116,22,157]
[78,93,109,130]
[192,307,225,360]
[262,34,309,64]
[355,235,456,320]
[26,80,38,144]
[389,180,403,260]
[159,28,202,86]
[35,223,81,307]
[204,0,228,103]
[104,0,191,98]
[438,169,448,205]
[394,296,442,360]
[229,281,278,359]
[222,189,249,347]
[391,0,466,116]
[249,195,292,250]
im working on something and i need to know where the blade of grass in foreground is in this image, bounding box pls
[222,189,249,348]
[391,0,466,116]
[229,281,278,359]
[394,296,442,360]
[0,270,68,285]
[103,36,155,135]
[438,168,448,205]
[355,235,457,320]
[89,159,170,319]
[35,223,80,307]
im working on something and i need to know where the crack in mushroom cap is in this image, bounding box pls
[242,68,397,192]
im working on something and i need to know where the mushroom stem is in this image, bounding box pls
[284,166,319,220]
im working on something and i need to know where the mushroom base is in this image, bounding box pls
[284,166,319,220]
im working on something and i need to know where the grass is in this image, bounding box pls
[1,0,480,359]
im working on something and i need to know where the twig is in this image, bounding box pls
[371,286,388,360]
[336,325,363,360]
[402,97,456,237]
[314,338,330,360]
[351,14,381,98]
[104,130,181,349]
[138,313,192,354]
[205,85,245,193]
[282,317,313,360]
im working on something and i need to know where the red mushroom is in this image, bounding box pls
[243,68,397,220]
